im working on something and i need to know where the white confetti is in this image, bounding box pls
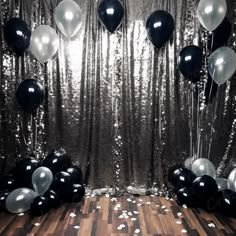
[177,212,182,217]
[105,194,110,198]
[182,204,188,209]
[155,205,160,207]
[74,225,80,229]
[164,209,170,212]
[161,206,166,209]
[133,211,139,214]
[117,226,123,230]
[181,229,187,233]
[18,213,24,216]
[132,200,136,203]
[134,229,141,234]
[139,199,143,202]
[124,215,129,219]
[208,223,216,228]
[122,210,127,213]
[70,213,76,217]
[170,198,174,201]
[131,218,137,221]
[128,212,133,216]
[114,207,119,211]
[117,204,121,208]
[176,220,182,224]
[118,215,124,219]
[151,195,155,197]
[96,206,101,209]
[120,224,126,228]
[34,223,40,227]
[146,202,151,205]
[137,204,142,206]
[127,198,132,202]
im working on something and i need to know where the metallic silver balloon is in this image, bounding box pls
[54,0,82,38]
[228,168,236,192]
[216,178,228,191]
[208,47,236,85]
[6,188,38,214]
[197,0,227,32]
[191,158,216,179]
[32,167,53,195]
[30,25,59,64]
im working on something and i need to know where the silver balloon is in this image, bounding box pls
[197,0,227,31]
[216,178,228,191]
[30,25,59,64]
[228,168,236,192]
[191,158,216,179]
[6,188,38,214]
[32,167,53,195]
[54,0,82,38]
[208,47,236,85]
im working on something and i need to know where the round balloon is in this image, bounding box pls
[98,0,124,33]
[66,167,83,184]
[216,178,228,191]
[191,158,216,179]
[167,164,184,185]
[218,189,236,217]
[208,17,232,51]
[178,45,203,82]
[42,149,71,174]
[6,188,38,214]
[30,196,50,216]
[44,190,61,208]
[177,187,196,207]
[227,168,236,192]
[170,168,196,191]
[30,25,59,64]
[146,10,174,49]
[32,167,53,195]
[54,0,82,38]
[16,79,44,111]
[192,175,218,201]
[208,46,236,85]
[197,0,227,32]
[4,17,31,56]
[14,158,40,188]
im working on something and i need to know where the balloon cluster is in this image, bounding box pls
[177,0,236,87]
[0,148,85,216]
[169,158,236,217]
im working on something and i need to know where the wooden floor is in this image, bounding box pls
[0,195,236,236]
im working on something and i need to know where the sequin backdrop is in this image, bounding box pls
[0,0,236,191]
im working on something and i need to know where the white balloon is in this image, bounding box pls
[228,168,236,192]
[54,0,82,38]
[30,25,59,64]
[216,178,228,191]
[32,167,53,195]
[191,158,216,179]
[6,188,38,214]
[197,0,227,31]
[208,47,236,85]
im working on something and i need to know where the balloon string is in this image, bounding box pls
[207,88,219,159]
[19,114,27,146]
[30,113,34,153]
[196,87,200,159]
[35,109,39,157]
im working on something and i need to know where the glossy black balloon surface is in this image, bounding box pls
[146,10,174,48]
[4,17,31,56]
[177,187,196,207]
[44,190,61,208]
[30,196,50,216]
[98,0,124,33]
[16,79,44,111]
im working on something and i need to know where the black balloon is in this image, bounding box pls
[192,175,218,202]
[208,17,232,51]
[66,167,83,184]
[30,196,50,216]
[167,164,184,186]
[14,158,40,187]
[98,0,124,33]
[16,79,44,111]
[4,17,31,56]
[170,168,196,191]
[42,149,71,174]
[178,45,203,83]
[0,176,15,191]
[64,184,85,202]
[146,10,174,49]
[177,187,196,207]
[0,191,9,211]
[44,190,61,208]
[218,189,236,217]
[51,171,73,202]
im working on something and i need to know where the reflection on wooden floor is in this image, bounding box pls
[0,195,236,236]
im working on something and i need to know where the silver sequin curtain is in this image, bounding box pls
[0,0,236,191]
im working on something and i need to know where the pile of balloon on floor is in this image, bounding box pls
[0,148,85,216]
[168,158,236,217]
